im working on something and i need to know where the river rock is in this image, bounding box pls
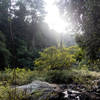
[16,80,100,100]
[17,80,54,94]
[17,81,63,100]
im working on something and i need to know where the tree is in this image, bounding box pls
[0,31,11,69]
[0,0,57,69]
[34,47,76,71]
[58,0,100,61]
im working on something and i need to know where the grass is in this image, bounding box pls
[0,68,100,86]
[0,68,100,100]
[0,68,46,100]
[45,68,100,89]
[0,68,46,86]
[69,68,100,89]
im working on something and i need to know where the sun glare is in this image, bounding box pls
[44,0,70,33]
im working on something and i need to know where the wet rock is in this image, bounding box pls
[16,80,100,100]
[17,81,54,94]
[62,83,100,100]
[97,79,100,87]
[17,81,63,100]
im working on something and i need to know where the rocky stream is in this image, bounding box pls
[17,80,100,100]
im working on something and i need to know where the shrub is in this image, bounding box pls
[34,47,76,70]
[45,68,100,89]
[0,68,44,85]
[0,84,30,100]
[45,70,73,84]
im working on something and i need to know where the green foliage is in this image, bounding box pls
[45,70,73,84]
[14,38,34,68]
[0,67,100,99]
[35,46,76,70]
[44,68,100,89]
[0,68,44,85]
[0,31,11,69]
[66,46,84,62]
[0,84,30,100]
[0,0,57,69]
[58,0,100,62]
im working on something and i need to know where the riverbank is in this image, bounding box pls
[1,68,100,100]
[14,80,100,100]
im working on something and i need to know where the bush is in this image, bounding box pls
[45,70,73,84]
[0,68,44,85]
[35,47,76,70]
[45,68,100,89]
[0,84,30,100]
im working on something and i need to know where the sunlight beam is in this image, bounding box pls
[44,0,71,34]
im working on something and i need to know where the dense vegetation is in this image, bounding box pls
[58,0,100,62]
[0,0,58,69]
[0,0,100,100]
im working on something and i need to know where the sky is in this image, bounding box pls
[44,0,72,34]
[44,0,67,33]
[11,0,73,34]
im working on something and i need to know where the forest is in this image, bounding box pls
[0,0,100,100]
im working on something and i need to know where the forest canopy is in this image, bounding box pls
[1,0,100,100]
[0,0,58,69]
[0,0,100,69]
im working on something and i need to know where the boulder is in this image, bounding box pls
[16,81,64,100]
